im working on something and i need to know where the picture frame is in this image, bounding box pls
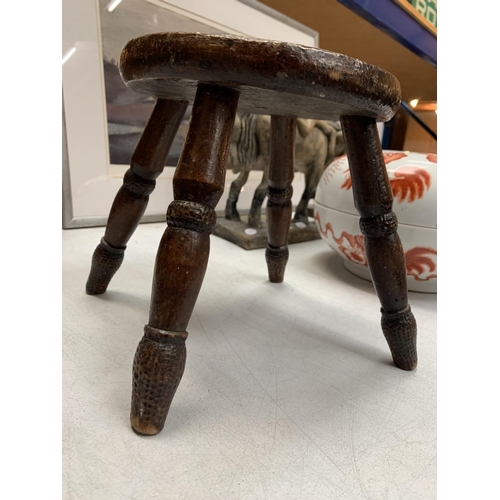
[62,0,318,228]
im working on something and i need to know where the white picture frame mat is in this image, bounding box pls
[62,0,317,224]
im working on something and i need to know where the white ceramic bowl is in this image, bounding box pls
[314,151,437,293]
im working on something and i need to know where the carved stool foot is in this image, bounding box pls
[86,238,125,295]
[130,326,188,435]
[265,244,289,283]
[381,306,418,371]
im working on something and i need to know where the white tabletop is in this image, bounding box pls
[63,222,436,500]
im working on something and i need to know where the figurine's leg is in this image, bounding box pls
[340,115,417,370]
[247,169,269,229]
[86,99,188,295]
[131,85,239,435]
[265,116,296,283]
[293,162,322,224]
[224,169,249,221]
[293,191,310,224]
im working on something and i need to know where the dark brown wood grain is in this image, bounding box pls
[119,33,401,122]
[340,115,417,370]
[86,98,187,295]
[130,84,240,435]
[266,116,296,283]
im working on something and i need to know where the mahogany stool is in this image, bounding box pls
[86,33,417,436]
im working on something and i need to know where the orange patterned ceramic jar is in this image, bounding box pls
[314,151,437,293]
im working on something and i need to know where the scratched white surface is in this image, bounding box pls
[63,223,436,500]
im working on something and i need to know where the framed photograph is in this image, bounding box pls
[62,0,318,228]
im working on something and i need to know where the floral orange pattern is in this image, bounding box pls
[383,152,407,164]
[323,157,348,186]
[338,152,431,203]
[322,166,337,186]
[340,168,352,190]
[333,232,367,266]
[388,166,432,203]
[405,247,437,282]
[314,212,437,281]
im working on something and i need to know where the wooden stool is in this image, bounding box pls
[86,33,417,436]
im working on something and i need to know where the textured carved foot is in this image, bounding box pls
[265,244,289,283]
[86,238,125,295]
[130,326,188,436]
[381,305,418,371]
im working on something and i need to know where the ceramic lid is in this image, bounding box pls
[315,151,437,229]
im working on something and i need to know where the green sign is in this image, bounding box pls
[393,0,437,35]
[409,0,437,29]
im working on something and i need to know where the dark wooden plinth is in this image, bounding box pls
[212,215,320,250]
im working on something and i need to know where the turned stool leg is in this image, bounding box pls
[130,85,239,435]
[340,115,417,371]
[265,116,296,283]
[86,99,188,295]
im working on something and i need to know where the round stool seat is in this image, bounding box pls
[119,32,401,122]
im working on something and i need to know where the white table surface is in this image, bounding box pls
[63,222,436,500]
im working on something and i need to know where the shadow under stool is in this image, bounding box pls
[86,33,418,436]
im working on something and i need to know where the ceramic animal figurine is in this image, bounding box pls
[225,114,345,227]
